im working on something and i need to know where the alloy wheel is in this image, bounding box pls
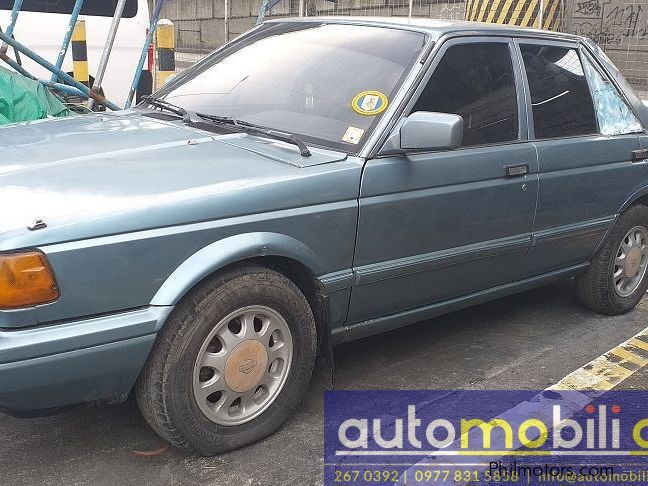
[192,305,293,426]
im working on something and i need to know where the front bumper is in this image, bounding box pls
[0,306,172,413]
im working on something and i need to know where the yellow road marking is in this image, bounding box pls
[550,325,648,391]
[397,321,648,478]
[611,346,648,366]
[628,337,648,352]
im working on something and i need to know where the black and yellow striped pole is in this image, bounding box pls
[465,0,563,31]
[71,19,90,87]
[155,19,175,90]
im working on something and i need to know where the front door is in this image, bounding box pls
[348,37,538,324]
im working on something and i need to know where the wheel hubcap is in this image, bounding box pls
[613,225,648,297]
[193,305,293,426]
[224,340,268,393]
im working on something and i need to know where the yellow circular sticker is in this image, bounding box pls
[352,91,389,116]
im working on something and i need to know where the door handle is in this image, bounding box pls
[504,164,529,177]
[632,149,648,162]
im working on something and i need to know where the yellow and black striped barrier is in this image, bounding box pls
[155,19,176,90]
[71,20,89,87]
[465,0,563,31]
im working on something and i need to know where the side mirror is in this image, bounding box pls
[380,112,463,154]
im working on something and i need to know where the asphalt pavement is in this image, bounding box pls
[1,280,647,485]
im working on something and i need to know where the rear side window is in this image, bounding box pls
[0,0,138,18]
[519,44,597,139]
[411,42,518,147]
[581,54,643,136]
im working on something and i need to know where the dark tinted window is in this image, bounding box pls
[520,44,597,139]
[0,0,138,18]
[411,42,518,147]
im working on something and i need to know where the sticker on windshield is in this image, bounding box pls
[342,126,365,144]
[351,91,388,116]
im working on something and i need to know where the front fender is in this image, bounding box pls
[150,232,323,307]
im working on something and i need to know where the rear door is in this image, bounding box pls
[516,39,644,278]
[348,37,539,325]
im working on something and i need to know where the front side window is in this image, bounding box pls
[160,23,426,152]
[411,42,519,147]
[519,44,597,139]
[581,54,643,136]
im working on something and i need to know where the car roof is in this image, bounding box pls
[267,16,585,43]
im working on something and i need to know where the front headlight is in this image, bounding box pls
[0,251,59,309]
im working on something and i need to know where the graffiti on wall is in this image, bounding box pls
[573,0,648,45]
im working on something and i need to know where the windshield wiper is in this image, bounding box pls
[142,96,189,120]
[196,112,312,157]
[141,102,312,158]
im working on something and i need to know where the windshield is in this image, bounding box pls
[158,22,426,153]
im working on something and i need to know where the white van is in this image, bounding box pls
[0,0,150,107]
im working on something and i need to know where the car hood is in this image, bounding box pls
[0,110,350,248]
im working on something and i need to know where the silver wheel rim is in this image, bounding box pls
[192,305,293,426]
[613,225,648,298]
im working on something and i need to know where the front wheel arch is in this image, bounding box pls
[136,263,318,454]
[149,232,324,309]
[149,235,329,351]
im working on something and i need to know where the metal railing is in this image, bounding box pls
[0,0,172,110]
[0,0,123,109]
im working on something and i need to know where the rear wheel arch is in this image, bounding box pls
[577,203,648,314]
[619,187,648,213]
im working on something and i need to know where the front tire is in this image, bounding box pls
[576,204,648,315]
[136,264,317,455]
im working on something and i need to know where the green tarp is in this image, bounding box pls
[0,66,72,126]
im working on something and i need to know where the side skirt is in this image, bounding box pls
[331,262,589,345]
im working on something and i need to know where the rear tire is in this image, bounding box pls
[136,264,317,455]
[576,204,648,315]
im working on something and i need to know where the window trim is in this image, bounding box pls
[513,37,601,142]
[579,46,646,137]
[377,35,526,156]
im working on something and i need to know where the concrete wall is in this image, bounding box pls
[563,0,648,91]
[160,0,648,91]
[161,0,262,50]
[161,0,466,52]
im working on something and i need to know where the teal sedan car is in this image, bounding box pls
[2,18,648,455]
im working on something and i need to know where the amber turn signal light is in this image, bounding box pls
[0,251,59,309]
